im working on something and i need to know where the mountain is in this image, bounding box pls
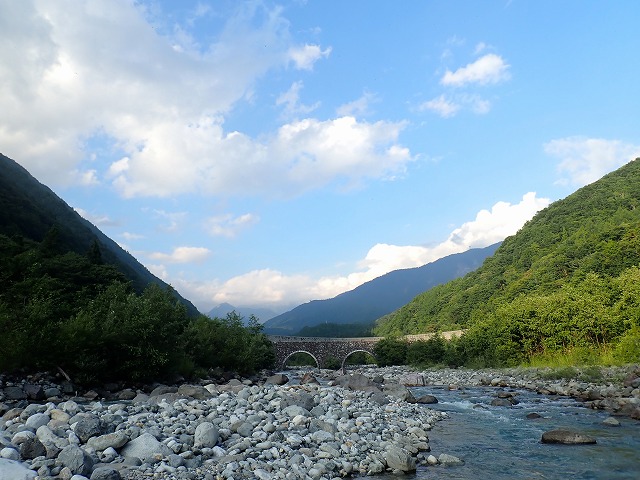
[375,157,640,336]
[207,302,278,323]
[263,242,501,335]
[0,153,199,316]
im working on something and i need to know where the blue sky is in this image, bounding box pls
[2,0,640,314]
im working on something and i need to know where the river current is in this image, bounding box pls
[382,386,640,479]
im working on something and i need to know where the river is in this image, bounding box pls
[381,385,640,479]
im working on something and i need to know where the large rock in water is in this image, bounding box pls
[541,429,597,445]
[385,445,416,472]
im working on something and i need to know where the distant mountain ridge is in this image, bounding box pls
[263,242,501,335]
[0,153,199,316]
[207,302,278,323]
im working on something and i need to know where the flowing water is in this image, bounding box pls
[383,386,640,479]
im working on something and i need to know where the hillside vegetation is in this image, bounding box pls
[375,158,640,367]
[0,154,274,382]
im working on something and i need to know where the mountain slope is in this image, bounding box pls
[375,158,640,336]
[0,153,199,316]
[263,242,501,335]
[207,302,278,323]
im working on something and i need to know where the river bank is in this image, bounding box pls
[1,364,638,479]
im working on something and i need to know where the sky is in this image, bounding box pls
[2,1,640,315]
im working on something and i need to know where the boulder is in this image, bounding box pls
[86,431,128,451]
[0,458,36,480]
[265,374,289,386]
[383,383,416,403]
[19,437,46,459]
[194,422,219,448]
[177,384,211,400]
[299,373,319,385]
[74,414,102,443]
[415,394,438,404]
[23,384,45,401]
[120,433,172,463]
[385,445,416,472]
[526,413,542,420]
[541,429,596,445]
[57,444,94,476]
[2,387,26,401]
[438,453,464,465]
[90,466,122,480]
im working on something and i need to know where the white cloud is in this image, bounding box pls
[441,53,510,87]
[148,246,212,264]
[121,232,145,241]
[276,81,320,117]
[0,1,294,188]
[177,192,550,309]
[110,115,412,198]
[420,94,491,118]
[205,213,259,238]
[545,136,640,186]
[288,44,332,70]
[419,95,461,118]
[336,92,377,117]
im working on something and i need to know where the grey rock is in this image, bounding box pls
[177,384,211,400]
[0,448,19,461]
[438,453,464,465]
[383,383,416,402]
[86,431,128,451]
[415,394,438,404]
[120,433,172,463]
[194,422,219,448]
[385,445,416,472]
[19,436,46,459]
[57,445,94,476]
[2,387,26,401]
[541,429,597,445]
[265,374,289,385]
[23,384,45,401]
[0,458,37,480]
[74,415,102,443]
[149,385,177,397]
[602,417,620,427]
[25,412,50,430]
[89,467,121,480]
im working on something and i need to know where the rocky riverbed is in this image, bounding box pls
[1,364,638,480]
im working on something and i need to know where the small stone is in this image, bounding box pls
[438,453,464,465]
[602,417,620,427]
[89,466,122,480]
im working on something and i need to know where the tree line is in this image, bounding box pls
[0,231,274,384]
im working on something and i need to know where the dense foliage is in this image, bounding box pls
[375,158,640,366]
[0,232,274,383]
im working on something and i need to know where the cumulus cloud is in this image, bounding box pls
[441,53,510,87]
[288,44,332,70]
[544,136,640,186]
[205,213,259,238]
[179,192,550,309]
[0,1,299,189]
[148,246,212,264]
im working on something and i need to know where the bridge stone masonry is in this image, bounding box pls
[267,330,463,371]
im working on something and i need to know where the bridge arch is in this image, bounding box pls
[341,349,377,372]
[281,350,320,369]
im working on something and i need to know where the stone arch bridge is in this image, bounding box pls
[267,331,463,370]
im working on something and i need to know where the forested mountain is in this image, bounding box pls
[0,153,198,315]
[374,158,640,365]
[263,243,500,335]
